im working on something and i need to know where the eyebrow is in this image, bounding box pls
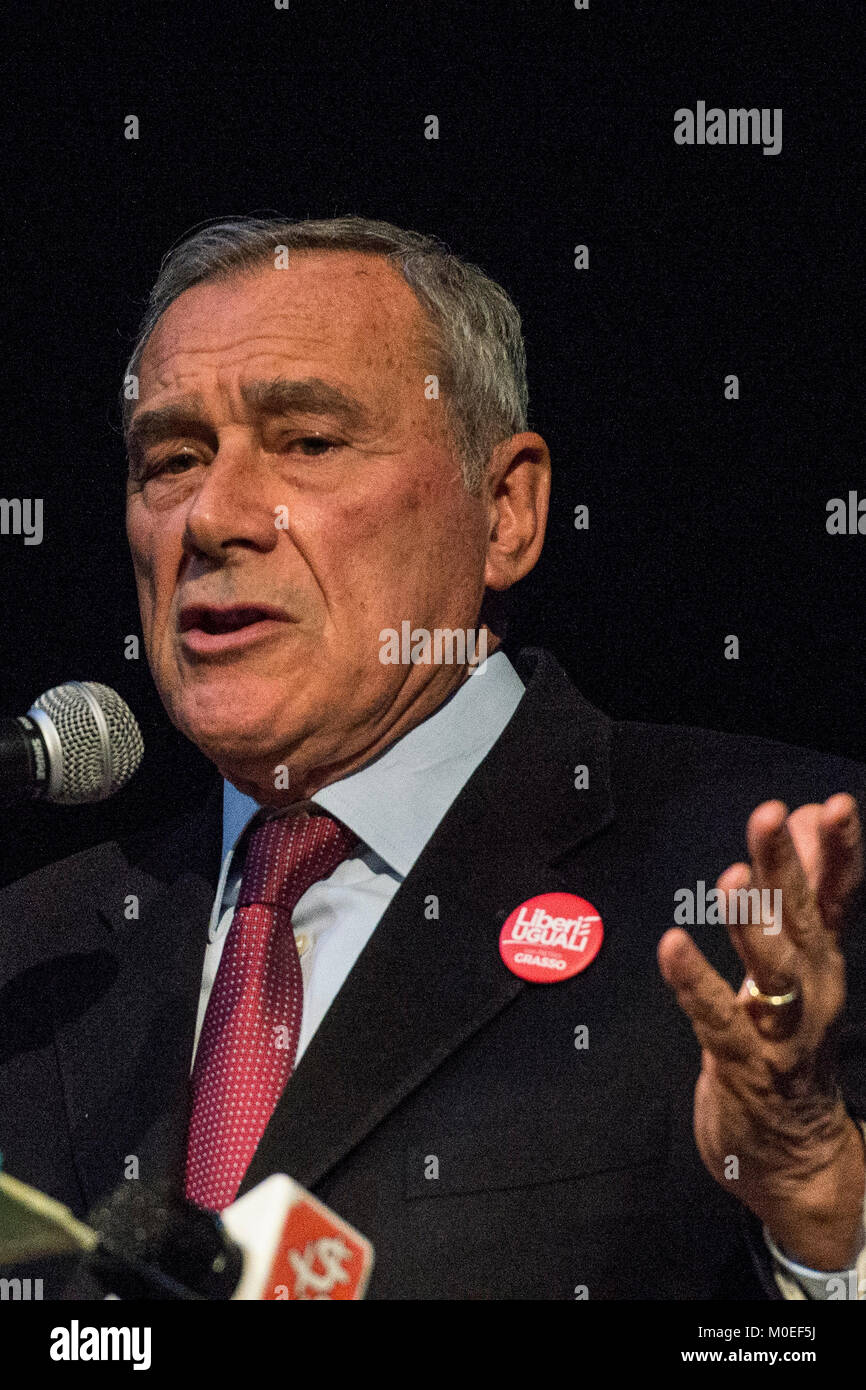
[125,400,210,463]
[126,376,374,462]
[240,377,372,432]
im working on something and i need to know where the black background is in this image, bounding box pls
[1,0,862,885]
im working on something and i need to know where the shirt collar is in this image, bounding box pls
[221,649,525,877]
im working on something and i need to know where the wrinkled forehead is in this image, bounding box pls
[135,251,437,412]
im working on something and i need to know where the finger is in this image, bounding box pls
[784,804,824,889]
[786,797,862,935]
[815,794,863,936]
[747,800,826,962]
[658,927,754,1061]
[716,860,800,993]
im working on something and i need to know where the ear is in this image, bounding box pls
[483,432,551,591]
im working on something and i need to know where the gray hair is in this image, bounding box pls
[121,215,530,495]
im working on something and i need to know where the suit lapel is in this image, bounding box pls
[240,648,616,1194]
[55,781,222,1210]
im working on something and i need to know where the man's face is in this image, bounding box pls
[126,252,492,801]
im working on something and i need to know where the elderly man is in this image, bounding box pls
[1,215,865,1300]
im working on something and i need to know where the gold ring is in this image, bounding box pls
[744,976,800,1008]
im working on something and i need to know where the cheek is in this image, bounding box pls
[126,509,170,628]
[345,498,431,613]
[299,487,408,583]
[337,471,446,561]
[320,475,479,619]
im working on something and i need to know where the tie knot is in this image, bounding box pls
[237,809,358,915]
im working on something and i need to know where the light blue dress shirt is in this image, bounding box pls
[191,647,864,1298]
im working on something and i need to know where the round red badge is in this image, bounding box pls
[499,892,604,983]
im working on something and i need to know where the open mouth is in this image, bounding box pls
[181,606,278,634]
[178,604,289,652]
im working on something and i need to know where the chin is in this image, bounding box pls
[166,682,302,766]
[192,709,296,758]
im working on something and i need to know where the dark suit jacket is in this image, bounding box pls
[2,648,865,1299]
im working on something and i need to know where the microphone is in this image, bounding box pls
[219,1174,374,1300]
[83,1182,243,1300]
[0,682,144,806]
[0,1169,374,1300]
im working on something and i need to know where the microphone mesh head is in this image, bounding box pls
[30,681,144,804]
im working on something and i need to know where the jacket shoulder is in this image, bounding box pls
[0,802,214,976]
[0,840,121,958]
[610,715,866,801]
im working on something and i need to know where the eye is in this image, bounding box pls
[289,436,341,456]
[162,451,200,472]
[139,450,200,479]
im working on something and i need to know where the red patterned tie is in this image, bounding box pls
[185,809,357,1211]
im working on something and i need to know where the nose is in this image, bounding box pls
[181,434,279,563]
